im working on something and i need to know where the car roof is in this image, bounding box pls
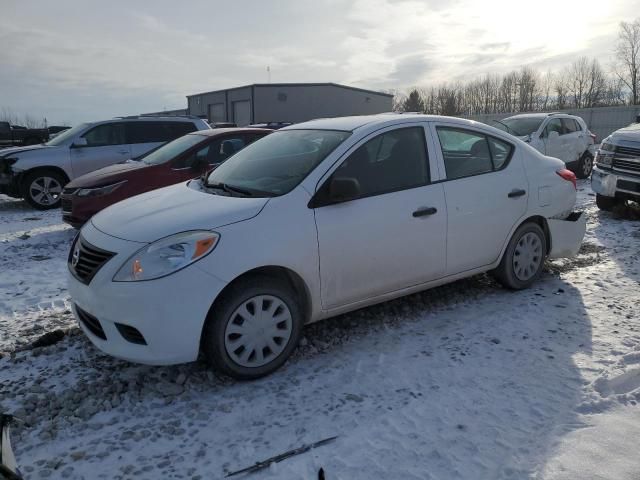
[281,113,486,132]
[504,112,580,120]
[189,127,273,137]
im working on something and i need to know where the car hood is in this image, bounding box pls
[90,181,269,243]
[608,123,640,144]
[0,144,59,158]
[67,160,151,188]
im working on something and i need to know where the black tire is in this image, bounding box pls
[575,152,594,179]
[202,275,303,380]
[595,194,621,212]
[21,170,66,210]
[493,222,547,290]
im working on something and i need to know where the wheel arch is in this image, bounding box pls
[499,215,551,264]
[19,166,70,189]
[201,265,313,343]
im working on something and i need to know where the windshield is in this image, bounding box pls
[142,134,206,165]
[45,123,90,146]
[494,117,544,137]
[205,129,351,196]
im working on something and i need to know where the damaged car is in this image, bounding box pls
[67,114,586,379]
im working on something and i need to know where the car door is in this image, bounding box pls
[430,123,528,275]
[70,122,131,177]
[561,118,583,162]
[312,124,447,310]
[542,118,571,162]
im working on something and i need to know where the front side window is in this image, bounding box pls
[82,123,126,147]
[544,119,563,136]
[328,127,429,198]
[206,129,351,196]
[437,127,514,180]
[173,136,248,169]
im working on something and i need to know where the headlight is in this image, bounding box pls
[77,180,127,198]
[595,143,614,167]
[113,231,219,282]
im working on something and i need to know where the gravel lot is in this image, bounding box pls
[1,181,640,479]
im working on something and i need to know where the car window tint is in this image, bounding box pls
[127,121,196,144]
[437,128,493,179]
[562,118,578,134]
[331,127,429,198]
[487,136,513,170]
[82,123,126,147]
[545,119,563,136]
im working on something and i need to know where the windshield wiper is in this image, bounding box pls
[204,181,253,197]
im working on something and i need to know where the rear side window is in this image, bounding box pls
[436,127,514,180]
[82,123,126,147]
[126,121,197,144]
[330,126,429,198]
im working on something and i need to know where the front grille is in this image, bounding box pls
[75,305,107,340]
[69,237,115,285]
[61,198,72,213]
[616,145,640,158]
[617,179,640,194]
[115,323,147,345]
[612,158,640,174]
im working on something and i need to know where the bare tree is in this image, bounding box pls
[614,19,640,104]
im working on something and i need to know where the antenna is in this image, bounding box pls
[267,66,271,83]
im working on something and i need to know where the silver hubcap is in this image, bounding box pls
[583,156,593,176]
[224,295,293,368]
[513,232,543,281]
[30,176,62,206]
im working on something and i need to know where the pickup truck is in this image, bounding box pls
[592,122,640,210]
[0,121,49,148]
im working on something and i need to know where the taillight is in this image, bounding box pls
[557,168,577,190]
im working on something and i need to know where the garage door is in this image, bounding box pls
[209,103,226,123]
[233,101,251,127]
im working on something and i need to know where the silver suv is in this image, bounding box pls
[0,116,210,209]
[592,123,640,210]
[493,113,596,179]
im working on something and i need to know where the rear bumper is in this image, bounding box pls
[591,167,640,201]
[548,211,586,259]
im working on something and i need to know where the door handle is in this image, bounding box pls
[508,189,526,198]
[412,207,437,217]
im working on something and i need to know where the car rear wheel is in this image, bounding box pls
[595,194,622,212]
[22,170,66,210]
[202,275,303,380]
[575,152,594,179]
[493,222,546,290]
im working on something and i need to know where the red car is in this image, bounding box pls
[61,128,270,228]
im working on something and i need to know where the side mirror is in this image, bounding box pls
[71,137,87,148]
[328,177,360,203]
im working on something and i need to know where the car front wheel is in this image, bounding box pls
[575,152,594,179]
[22,170,66,210]
[202,275,303,380]
[494,222,546,290]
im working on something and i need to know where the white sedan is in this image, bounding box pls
[68,114,586,379]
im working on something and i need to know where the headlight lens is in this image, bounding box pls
[595,143,614,167]
[77,180,127,197]
[113,231,219,282]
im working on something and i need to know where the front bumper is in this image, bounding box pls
[68,222,228,365]
[591,167,640,201]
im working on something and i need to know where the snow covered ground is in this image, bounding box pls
[1,181,639,480]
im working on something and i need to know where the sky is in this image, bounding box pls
[1,0,639,125]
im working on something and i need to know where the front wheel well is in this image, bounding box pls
[19,167,70,189]
[203,265,312,331]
